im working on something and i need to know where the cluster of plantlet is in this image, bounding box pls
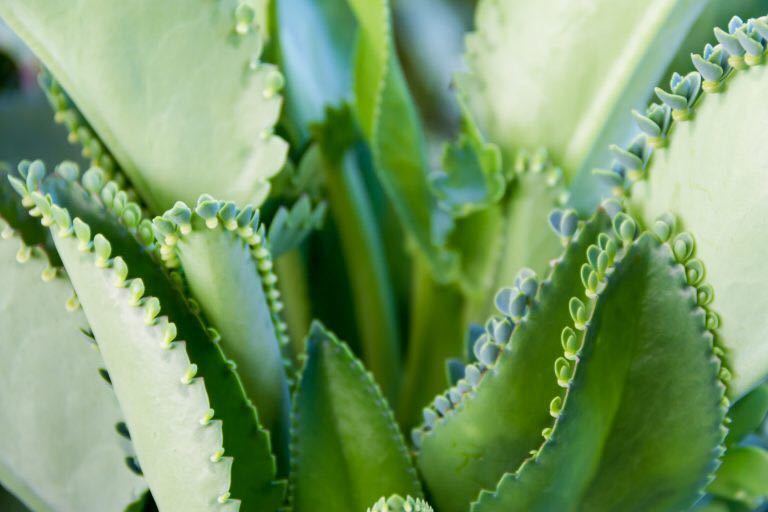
[0,0,767,511]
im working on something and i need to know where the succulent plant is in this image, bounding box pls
[1,1,768,511]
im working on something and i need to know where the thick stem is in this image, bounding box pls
[322,149,402,403]
[274,248,312,361]
[398,257,465,429]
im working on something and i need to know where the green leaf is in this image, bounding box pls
[472,232,726,512]
[267,195,326,258]
[157,196,292,472]
[367,495,434,512]
[0,234,146,511]
[0,485,30,512]
[402,153,566,426]
[275,0,356,139]
[726,383,768,447]
[123,492,153,512]
[631,45,768,397]
[708,446,768,508]
[0,164,58,264]
[290,322,421,511]
[457,152,565,321]
[344,0,456,278]
[53,225,241,511]
[19,165,285,511]
[460,0,707,212]
[432,96,504,217]
[416,209,611,512]
[0,0,287,212]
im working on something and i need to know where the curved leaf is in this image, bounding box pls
[267,195,326,258]
[344,0,456,278]
[289,322,421,511]
[457,152,565,322]
[473,230,726,512]
[11,163,284,511]
[0,0,287,211]
[0,228,145,511]
[367,495,434,512]
[416,210,611,512]
[275,0,356,139]
[630,19,768,396]
[0,163,56,262]
[156,196,292,472]
[708,446,768,508]
[460,0,707,212]
[726,384,768,447]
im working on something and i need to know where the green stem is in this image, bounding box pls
[398,258,466,429]
[322,149,401,403]
[274,248,312,361]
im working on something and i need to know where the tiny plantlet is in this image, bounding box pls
[1,1,768,511]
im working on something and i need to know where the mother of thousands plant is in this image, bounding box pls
[0,0,767,510]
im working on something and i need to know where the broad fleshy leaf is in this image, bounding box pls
[156,196,292,472]
[472,230,726,512]
[460,0,707,212]
[11,163,285,511]
[0,223,145,511]
[416,210,611,512]
[289,322,421,511]
[631,24,768,397]
[0,0,287,211]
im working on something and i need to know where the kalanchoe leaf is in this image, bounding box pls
[0,220,146,509]
[445,358,466,387]
[156,195,293,472]
[472,333,490,363]
[692,53,724,83]
[631,40,768,394]
[458,0,706,213]
[724,383,768,447]
[433,92,504,217]
[472,234,726,512]
[416,210,611,512]
[23,168,285,511]
[267,195,326,258]
[729,15,745,34]
[655,87,689,111]
[609,143,643,171]
[81,166,106,195]
[290,322,422,511]
[343,0,457,278]
[0,0,287,211]
[559,210,579,238]
[477,342,501,367]
[631,109,662,137]
[707,446,768,509]
[455,148,565,324]
[736,28,764,56]
[547,210,563,235]
[274,0,356,140]
[55,160,79,182]
[714,27,743,55]
[367,495,434,512]
[753,17,768,39]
